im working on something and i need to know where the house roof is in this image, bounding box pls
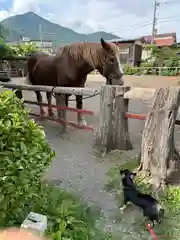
[143,32,176,42]
[155,38,175,46]
[143,32,177,46]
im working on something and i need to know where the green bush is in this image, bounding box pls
[161,57,180,76]
[0,89,55,226]
[140,62,154,68]
[105,158,180,239]
[123,65,139,75]
[30,183,110,240]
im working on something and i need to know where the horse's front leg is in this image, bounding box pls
[35,91,45,116]
[76,95,87,126]
[46,92,55,117]
[65,94,69,107]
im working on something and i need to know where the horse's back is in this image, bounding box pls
[27,52,56,85]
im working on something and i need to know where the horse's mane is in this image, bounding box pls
[56,42,119,68]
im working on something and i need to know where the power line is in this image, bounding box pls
[102,14,180,38]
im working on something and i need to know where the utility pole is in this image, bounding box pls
[39,24,42,43]
[151,0,160,44]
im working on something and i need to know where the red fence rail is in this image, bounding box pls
[25,100,94,131]
[125,112,180,126]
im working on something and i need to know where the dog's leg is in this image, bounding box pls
[119,197,128,212]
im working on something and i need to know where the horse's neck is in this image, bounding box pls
[81,47,104,75]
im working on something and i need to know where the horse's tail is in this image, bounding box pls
[26,53,38,85]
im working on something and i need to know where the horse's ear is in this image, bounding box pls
[101,38,110,51]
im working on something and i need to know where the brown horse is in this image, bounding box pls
[27,38,124,125]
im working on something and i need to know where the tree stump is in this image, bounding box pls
[112,86,133,150]
[140,87,180,190]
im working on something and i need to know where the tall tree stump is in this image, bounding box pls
[113,86,133,150]
[95,85,132,156]
[140,87,180,190]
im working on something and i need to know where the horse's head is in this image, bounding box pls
[100,38,124,85]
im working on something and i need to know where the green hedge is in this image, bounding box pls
[0,89,55,226]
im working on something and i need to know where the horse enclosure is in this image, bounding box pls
[0,81,180,190]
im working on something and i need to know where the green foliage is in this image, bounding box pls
[0,38,15,59]
[12,43,40,56]
[161,57,180,76]
[105,158,180,239]
[29,183,110,240]
[0,89,55,226]
[123,65,140,75]
[140,62,154,68]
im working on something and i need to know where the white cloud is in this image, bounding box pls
[0,10,9,20]
[0,0,180,40]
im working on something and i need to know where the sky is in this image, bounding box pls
[0,0,180,40]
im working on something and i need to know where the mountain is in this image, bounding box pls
[1,12,120,45]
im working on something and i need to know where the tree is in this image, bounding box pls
[12,42,40,56]
[0,39,15,59]
[143,44,179,67]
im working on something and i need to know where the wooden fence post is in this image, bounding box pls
[95,85,116,155]
[141,87,180,190]
[95,85,133,156]
[55,93,67,133]
[112,86,133,150]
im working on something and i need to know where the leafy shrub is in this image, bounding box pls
[123,65,139,75]
[164,57,179,68]
[0,89,55,226]
[140,62,154,68]
[161,57,180,76]
[31,183,110,240]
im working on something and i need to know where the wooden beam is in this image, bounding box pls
[0,82,100,96]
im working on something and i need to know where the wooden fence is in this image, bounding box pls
[0,82,99,132]
[0,82,179,187]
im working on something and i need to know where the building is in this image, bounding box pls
[107,37,145,66]
[142,32,177,61]
[143,32,177,47]
[7,38,54,54]
[26,40,54,54]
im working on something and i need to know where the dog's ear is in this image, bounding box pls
[120,169,125,179]
[130,172,137,180]
[120,169,124,175]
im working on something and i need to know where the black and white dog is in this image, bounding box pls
[120,169,164,228]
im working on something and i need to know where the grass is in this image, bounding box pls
[105,157,180,240]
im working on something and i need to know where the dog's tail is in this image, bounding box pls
[157,204,164,223]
